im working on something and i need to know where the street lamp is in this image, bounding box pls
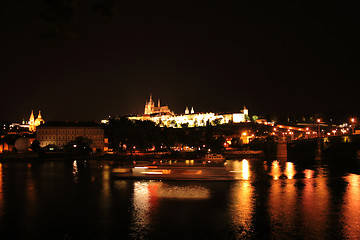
[316,118,321,160]
[351,118,356,134]
[317,119,321,138]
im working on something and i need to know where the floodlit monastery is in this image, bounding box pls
[125,95,249,128]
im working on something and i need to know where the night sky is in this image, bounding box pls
[2,1,360,122]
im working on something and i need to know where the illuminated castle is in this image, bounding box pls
[29,110,45,132]
[127,95,249,128]
[144,94,173,115]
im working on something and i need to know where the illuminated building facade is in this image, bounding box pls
[36,121,105,151]
[128,95,249,128]
[144,94,173,115]
[29,110,45,132]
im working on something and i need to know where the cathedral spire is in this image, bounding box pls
[185,107,189,114]
[29,110,35,132]
[30,110,34,121]
[158,99,160,108]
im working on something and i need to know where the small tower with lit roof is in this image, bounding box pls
[29,110,35,132]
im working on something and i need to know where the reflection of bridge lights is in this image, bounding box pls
[73,160,78,173]
[285,162,295,179]
[271,161,280,180]
[342,174,360,240]
[72,160,79,183]
[304,169,314,178]
[230,181,254,235]
[242,159,250,180]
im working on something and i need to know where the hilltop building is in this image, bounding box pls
[127,95,249,128]
[144,94,173,115]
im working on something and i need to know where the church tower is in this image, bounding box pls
[144,94,155,115]
[185,107,189,114]
[29,110,45,132]
[35,111,45,126]
[243,106,248,116]
[29,110,36,132]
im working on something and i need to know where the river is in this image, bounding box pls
[0,158,360,239]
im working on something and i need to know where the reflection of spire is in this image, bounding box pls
[191,107,194,114]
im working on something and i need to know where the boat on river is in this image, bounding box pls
[111,164,234,181]
[201,153,226,162]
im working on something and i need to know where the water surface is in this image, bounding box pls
[0,158,360,239]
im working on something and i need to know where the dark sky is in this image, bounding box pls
[2,1,360,122]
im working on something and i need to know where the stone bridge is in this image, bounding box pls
[277,134,360,160]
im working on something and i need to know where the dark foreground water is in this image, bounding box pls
[1,158,360,240]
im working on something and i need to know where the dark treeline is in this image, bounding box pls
[104,117,276,153]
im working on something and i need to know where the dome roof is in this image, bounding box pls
[15,138,31,152]
[35,111,45,126]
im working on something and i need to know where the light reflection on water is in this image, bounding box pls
[229,159,250,180]
[0,159,360,239]
[229,181,254,238]
[72,160,79,183]
[131,181,153,239]
[271,160,281,180]
[342,174,360,239]
[285,162,295,179]
[304,169,314,178]
[130,181,211,238]
[301,168,331,239]
[99,164,111,232]
[0,163,3,218]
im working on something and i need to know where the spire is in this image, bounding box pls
[185,107,189,114]
[191,107,194,114]
[30,110,34,120]
[243,106,249,116]
[37,110,42,119]
[158,99,160,108]
[29,110,35,132]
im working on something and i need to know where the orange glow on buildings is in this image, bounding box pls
[124,95,249,128]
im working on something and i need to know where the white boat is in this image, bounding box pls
[202,153,226,162]
[112,165,234,181]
